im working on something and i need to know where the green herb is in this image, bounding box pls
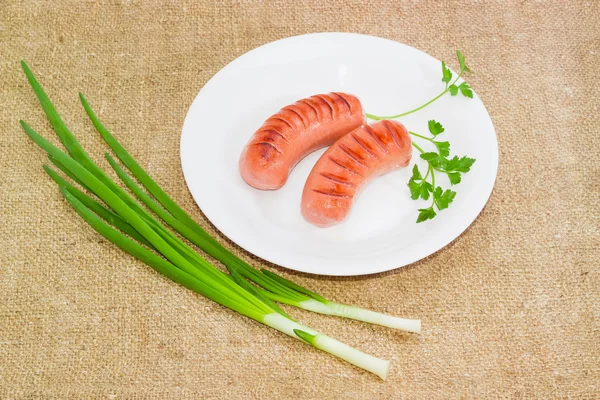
[20,61,422,379]
[441,61,453,85]
[407,120,476,222]
[428,120,445,136]
[365,50,472,121]
[362,50,476,223]
[449,82,473,98]
[78,92,420,332]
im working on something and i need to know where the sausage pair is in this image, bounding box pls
[239,93,412,227]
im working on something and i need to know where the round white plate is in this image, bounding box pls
[181,32,498,276]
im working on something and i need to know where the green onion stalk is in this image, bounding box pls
[79,94,420,334]
[20,61,420,379]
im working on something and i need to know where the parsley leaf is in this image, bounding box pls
[428,120,445,136]
[408,179,421,200]
[420,181,433,199]
[408,165,433,200]
[447,172,462,185]
[420,152,444,168]
[456,50,471,73]
[441,61,452,85]
[410,164,422,181]
[459,82,473,98]
[433,140,450,157]
[444,155,476,173]
[433,187,456,210]
[417,207,436,223]
[409,179,433,200]
[419,152,440,162]
[449,84,459,96]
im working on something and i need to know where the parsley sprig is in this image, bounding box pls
[364,50,477,222]
[366,50,472,121]
[408,120,475,223]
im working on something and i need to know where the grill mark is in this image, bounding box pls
[312,189,352,198]
[351,133,378,158]
[257,129,289,144]
[260,123,293,135]
[312,95,333,119]
[331,92,352,113]
[390,122,408,149]
[298,99,320,121]
[328,156,363,177]
[316,94,336,119]
[339,144,367,167]
[364,124,389,153]
[284,106,308,128]
[269,116,296,133]
[320,172,355,187]
[383,120,402,149]
[253,141,282,154]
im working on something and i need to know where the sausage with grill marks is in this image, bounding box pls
[239,93,364,190]
[301,120,412,227]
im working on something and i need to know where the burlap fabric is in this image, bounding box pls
[1,1,598,398]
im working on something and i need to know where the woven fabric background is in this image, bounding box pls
[1,1,599,399]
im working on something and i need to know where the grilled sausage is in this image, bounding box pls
[301,120,412,227]
[239,93,364,190]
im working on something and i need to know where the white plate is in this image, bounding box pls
[181,33,498,276]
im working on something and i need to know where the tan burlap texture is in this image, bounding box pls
[1,1,599,399]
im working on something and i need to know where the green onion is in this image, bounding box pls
[20,60,398,379]
[22,120,272,315]
[80,93,421,333]
[59,185,390,379]
[60,186,266,321]
[24,119,391,380]
[103,152,291,318]
[293,328,390,379]
[43,165,151,247]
